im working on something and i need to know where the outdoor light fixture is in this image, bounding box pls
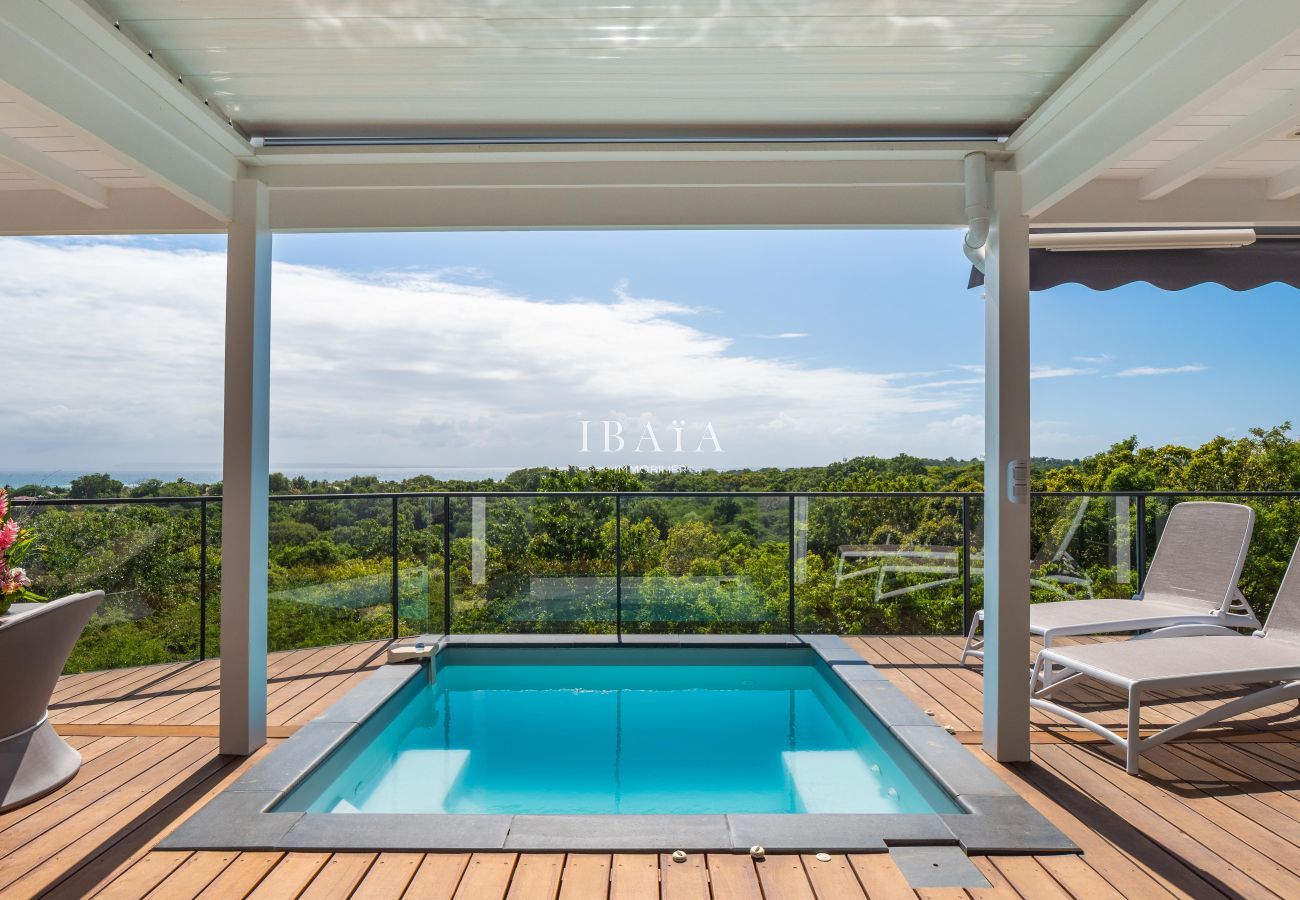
[1029,229,1257,252]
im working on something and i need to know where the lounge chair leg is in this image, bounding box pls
[960,611,984,665]
[1038,634,1058,689]
[1126,688,1142,775]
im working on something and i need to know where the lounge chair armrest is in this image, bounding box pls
[1130,624,1242,640]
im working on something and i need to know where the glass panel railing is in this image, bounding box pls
[19,499,205,673]
[396,495,446,637]
[618,494,790,634]
[796,494,970,635]
[448,494,617,633]
[267,496,393,652]
[1028,493,1135,604]
[15,488,1300,672]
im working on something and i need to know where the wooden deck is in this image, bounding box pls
[5,636,1300,899]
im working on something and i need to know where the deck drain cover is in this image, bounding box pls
[888,846,989,889]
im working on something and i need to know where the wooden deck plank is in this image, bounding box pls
[0,736,195,858]
[1034,854,1126,900]
[989,857,1071,900]
[659,852,709,900]
[1035,744,1279,898]
[754,855,817,900]
[8,637,1300,899]
[965,858,1022,900]
[143,849,237,899]
[799,853,868,900]
[0,739,231,898]
[402,853,471,899]
[453,853,518,900]
[847,854,915,900]
[705,853,764,900]
[558,853,612,900]
[610,853,660,900]
[246,852,331,900]
[92,851,192,899]
[194,851,284,898]
[298,852,377,899]
[505,852,565,900]
[0,735,137,836]
[350,852,423,899]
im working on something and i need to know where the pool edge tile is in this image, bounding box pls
[278,813,512,851]
[726,813,952,853]
[224,720,356,794]
[158,792,300,850]
[313,662,422,724]
[506,815,731,851]
[943,795,1081,854]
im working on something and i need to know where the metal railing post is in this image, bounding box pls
[961,494,972,633]
[199,497,208,661]
[615,494,623,640]
[787,495,796,634]
[390,495,399,640]
[1135,493,1148,592]
[443,495,452,634]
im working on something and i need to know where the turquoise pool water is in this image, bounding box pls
[277,648,958,816]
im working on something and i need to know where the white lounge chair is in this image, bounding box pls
[1031,538,1300,774]
[961,500,1260,666]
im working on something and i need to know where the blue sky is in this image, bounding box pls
[6,229,1296,476]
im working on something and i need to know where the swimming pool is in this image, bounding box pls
[275,647,959,816]
[161,635,1075,854]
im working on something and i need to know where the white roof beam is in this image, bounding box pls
[1011,0,1300,217]
[0,187,224,235]
[1139,89,1300,200]
[269,184,967,231]
[0,131,107,208]
[0,0,240,220]
[1034,178,1300,228]
[257,159,966,192]
[1266,162,1300,200]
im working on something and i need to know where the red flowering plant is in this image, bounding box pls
[0,489,42,615]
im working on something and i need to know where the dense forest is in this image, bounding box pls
[9,424,1299,673]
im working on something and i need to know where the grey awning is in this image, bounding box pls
[968,239,1300,292]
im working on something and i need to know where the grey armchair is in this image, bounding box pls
[0,590,104,811]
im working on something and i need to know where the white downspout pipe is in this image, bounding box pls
[963,152,990,272]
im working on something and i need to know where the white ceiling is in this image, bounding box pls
[0,85,147,193]
[96,0,1142,139]
[1105,50,1300,182]
[4,0,1300,232]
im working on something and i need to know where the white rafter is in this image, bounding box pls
[1266,161,1300,200]
[1139,89,1300,200]
[0,130,107,208]
[1011,0,1300,217]
[0,0,242,220]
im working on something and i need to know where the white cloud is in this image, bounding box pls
[750,332,809,339]
[1031,365,1097,379]
[1073,353,1113,365]
[4,239,976,471]
[1114,364,1207,377]
[926,414,983,442]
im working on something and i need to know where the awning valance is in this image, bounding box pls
[968,239,1300,292]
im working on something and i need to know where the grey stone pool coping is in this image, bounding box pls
[160,634,1076,856]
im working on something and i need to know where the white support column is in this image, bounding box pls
[982,169,1032,763]
[220,177,271,756]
